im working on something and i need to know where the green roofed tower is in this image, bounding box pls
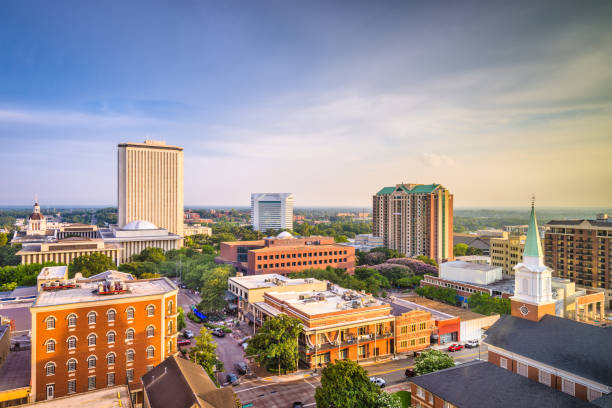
[372,182,453,263]
[523,198,545,266]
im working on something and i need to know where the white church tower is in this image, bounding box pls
[510,199,557,322]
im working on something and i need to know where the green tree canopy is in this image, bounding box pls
[0,243,21,267]
[198,265,233,314]
[132,247,166,263]
[0,233,8,247]
[468,292,510,315]
[414,349,455,375]
[189,327,224,384]
[453,243,469,257]
[177,306,187,331]
[415,286,458,306]
[68,253,116,278]
[314,359,380,408]
[118,261,158,278]
[375,392,402,408]
[415,255,438,267]
[246,314,303,374]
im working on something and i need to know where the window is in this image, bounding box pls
[562,379,575,396]
[67,379,76,394]
[500,357,508,369]
[358,345,366,357]
[45,362,55,376]
[126,349,134,362]
[46,339,56,353]
[67,314,77,327]
[146,346,155,358]
[168,300,174,314]
[419,322,426,330]
[358,327,367,335]
[410,339,416,346]
[87,312,96,325]
[400,341,407,348]
[517,362,528,377]
[87,356,96,368]
[168,320,173,335]
[46,316,55,330]
[88,376,96,390]
[107,331,116,344]
[67,336,76,349]
[418,337,426,345]
[126,307,135,320]
[339,348,348,359]
[126,328,134,341]
[168,340,173,353]
[107,352,115,365]
[416,386,424,398]
[107,373,115,387]
[107,309,116,322]
[400,326,407,334]
[410,324,416,332]
[88,333,96,346]
[127,369,134,382]
[146,305,155,317]
[147,325,155,338]
[67,359,77,372]
[444,402,456,408]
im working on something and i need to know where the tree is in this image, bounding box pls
[198,265,232,314]
[0,244,21,267]
[375,392,402,408]
[415,286,458,306]
[335,235,349,243]
[246,314,303,374]
[314,359,380,408]
[139,272,161,279]
[468,292,510,315]
[189,327,224,384]
[118,261,158,278]
[453,243,469,257]
[69,253,116,278]
[416,255,437,267]
[414,349,455,375]
[466,246,483,256]
[177,306,187,331]
[0,233,8,247]
[132,247,166,263]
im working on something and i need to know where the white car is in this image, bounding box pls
[242,342,248,351]
[369,377,386,388]
[465,339,480,348]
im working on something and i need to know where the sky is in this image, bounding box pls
[1,0,611,208]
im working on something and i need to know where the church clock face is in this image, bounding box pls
[520,305,529,316]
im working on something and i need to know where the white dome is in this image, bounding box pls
[276,231,294,239]
[122,220,158,230]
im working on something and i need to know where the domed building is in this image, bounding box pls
[26,201,47,236]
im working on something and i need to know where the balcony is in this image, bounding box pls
[301,332,393,354]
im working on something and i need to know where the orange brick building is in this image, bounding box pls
[252,285,433,367]
[218,233,355,276]
[30,276,178,403]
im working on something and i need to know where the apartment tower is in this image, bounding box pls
[250,193,294,232]
[118,141,184,237]
[373,183,453,263]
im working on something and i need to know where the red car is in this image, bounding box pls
[177,339,191,347]
[447,343,463,352]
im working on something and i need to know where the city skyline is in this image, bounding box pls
[1,1,611,207]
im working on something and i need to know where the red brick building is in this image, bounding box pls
[218,233,355,275]
[30,276,178,403]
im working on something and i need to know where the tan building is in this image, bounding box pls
[372,183,453,263]
[183,225,212,237]
[57,224,99,240]
[37,266,69,291]
[17,237,121,266]
[491,234,525,275]
[118,140,184,237]
[30,276,179,403]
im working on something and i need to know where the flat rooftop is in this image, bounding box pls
[0,350,31,392]
[23,386,131,407]
[266,286,388,316]
[229,274,323,290]
[222,240,265,247]
[32,278,177,308]
[250,243,348,252]
[443,260,499,271]
[397,296,486,321]
[38,266,68,280]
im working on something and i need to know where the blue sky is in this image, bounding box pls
[1,0,611,207]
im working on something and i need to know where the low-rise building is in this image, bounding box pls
[218,232,355,275]
[453,233,491,256]
[56,224,99,240]
[20,386,132,408]
[0,347,31,407]
[37,266,69,291]
[18,237,122,266]
[183,225,212,237]
[343,234,384,251]
[491,234,525,275]
[440,261,502,285]
[455,255,491,265]
[30,276,179,403]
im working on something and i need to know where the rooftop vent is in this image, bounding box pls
[41,279,77,291]
[98,279,128,295]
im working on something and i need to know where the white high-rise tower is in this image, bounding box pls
[250,193,293,232]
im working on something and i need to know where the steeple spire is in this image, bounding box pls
[523,196,544,266]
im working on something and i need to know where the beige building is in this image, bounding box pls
[118,140,184,237]
[37,266,69,290]
[183,225,212,237]
[491,235,525,275]
[17,237,121,265]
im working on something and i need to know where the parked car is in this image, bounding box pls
[177,339,191,346]
[369,377,386,388]
[465,339,479,349]
[211,328,225,337]
[405,368,416,378]
[292,403,304,408]
[183,330,194,339]
[238,336,251,345]
[242,342,248,351]
[447,343,464,352]
[226,373,239,386]
[235,362,248,375]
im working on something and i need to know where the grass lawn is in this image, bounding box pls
[394,391,411,408]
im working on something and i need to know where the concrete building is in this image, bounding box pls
[218,232,355,276]
[99,220,182,264]
[37,266,69,291]
[343,234,384,251]
[491,234,525,275]
[56,224,99,240]
[545,215,612,310]
[440,261,502,285]
[250,193,293,232]
[183,225,212,237]
[118,140,184,237]
[17,237,121,266]
[252,285,434,367]
[455,255,491,265]
[30,276,178,403]
[372,183,453,263]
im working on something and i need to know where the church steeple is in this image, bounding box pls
[523,197,544,267]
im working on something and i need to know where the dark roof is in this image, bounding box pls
[485,314,612,386]
[142,355,235,408]
[0,350,31,391]
[547,220,612,228]
[28,212,45,221]
[453,234,490,249]
[591,393,612,408]
[411,360,595,408]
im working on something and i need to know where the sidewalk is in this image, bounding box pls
[259,369,319,383]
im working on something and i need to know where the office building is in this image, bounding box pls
[218,232,355,275]
[491,234,526,275]
[250,193,293,232]
[183,225,212,237]
[440,261,502,285]
[251,285,434,367]
[372,183,453,263]
[99,220,182,263]
[545,214,612,310]
[118,140,184,237]
[30,276,178,403]
[17,237,121,266]
[344,234,384,251]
